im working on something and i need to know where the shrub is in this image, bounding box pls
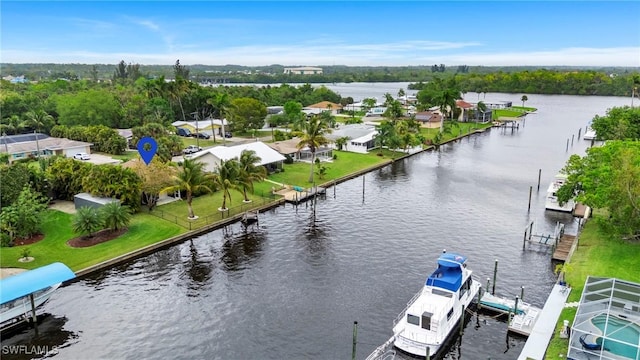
[0,233,12,247]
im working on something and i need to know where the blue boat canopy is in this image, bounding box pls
[0,262,75,304]
[437,253,467,267]
[426,253,466,292]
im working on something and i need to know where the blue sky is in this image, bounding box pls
[1,1,639,66]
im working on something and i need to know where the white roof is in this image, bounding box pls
[190,141,286,165]
[172,118,228,130]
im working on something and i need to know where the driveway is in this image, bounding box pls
[73,153,121,165]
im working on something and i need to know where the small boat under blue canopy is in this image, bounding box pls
[0,262,75,304]
[425,253,466,292]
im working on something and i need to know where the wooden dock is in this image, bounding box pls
[277,186,326,204]
[552,234,576,262]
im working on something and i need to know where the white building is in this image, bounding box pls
[283,67,323,75]
[185,141,286,173]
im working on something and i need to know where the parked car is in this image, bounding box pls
[73,152,90,160]
[182,145,202,154]
[177,128,192,137]
[192,132,210,139]
[224,131,233,138]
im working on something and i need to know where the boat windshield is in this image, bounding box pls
[432,288,453,297]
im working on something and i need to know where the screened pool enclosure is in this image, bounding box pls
[567,276,640,360]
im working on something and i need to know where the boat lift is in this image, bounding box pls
[0,262,75,329]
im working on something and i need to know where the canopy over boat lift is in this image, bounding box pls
[1,262,75,326]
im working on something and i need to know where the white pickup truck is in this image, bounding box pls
[182,145,202,154]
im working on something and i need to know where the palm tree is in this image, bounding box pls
[521,95,528,107]
[296,115,331,183]
[435,88,460,133]
[477,101,488,123]
[212,159,240,211]
[168,78,189,121]
[101,202,132,232]
[0,115,26,135]
[335,136,351,151]
[238,150,267,203]
[24,110,54,134]
[162,158,213,219]
[73,206,103,238]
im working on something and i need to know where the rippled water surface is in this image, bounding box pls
[1,87,633,360]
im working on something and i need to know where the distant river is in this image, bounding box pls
[1,86,633,360]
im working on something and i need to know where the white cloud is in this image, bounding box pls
[2,44,638,67]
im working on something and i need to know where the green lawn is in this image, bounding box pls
[545,218,640,359]
[0,210,186,272]
[511,106,537,112]
[268,150,391,187]
[100,151,138,162]
[419,121,492,141]
[181,137,219,147]
[152,189,273,229]
[494,109,527,119]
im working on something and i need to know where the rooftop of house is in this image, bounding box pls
[1,137,92,154]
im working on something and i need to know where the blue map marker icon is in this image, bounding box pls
[137,136,158,165]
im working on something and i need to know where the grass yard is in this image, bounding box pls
[267,150,391,187]
[102,151,138,162]
[0,210,186,272]
[181,137,219,147]
[494,109,527,119]
[153,189,274,229]
[419,121,492,141]
[544,218,640,359]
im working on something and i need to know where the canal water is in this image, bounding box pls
[1,87,632,360]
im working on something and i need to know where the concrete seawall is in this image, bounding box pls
[71,126,491,281]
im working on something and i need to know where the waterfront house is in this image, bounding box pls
[327,124,377,154]
[456,100,474,122]
[414,111,443,128]
[186,141,286,173]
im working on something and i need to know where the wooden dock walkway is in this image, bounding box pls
[552,234,576,262]
[275,186,326,204]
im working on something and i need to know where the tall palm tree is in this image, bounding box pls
[521,95,528,107]
[435,88,460,133]
[207,92,231,143]
[212,159,240,211]
[296,115,331,183]
[25,110,54,134]
[477,101,488,123]
[168,78,189,121]
[238,150,267,203]
[162,158,213,219]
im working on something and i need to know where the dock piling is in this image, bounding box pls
[425,346,430,360]
[352,321,358,360]
[566,139,569,151]
[571,134,574,146]
[362,175,365,203]
[537,169,542,191]
[521,286,525,301]
[460,304,465,336]
[486,277,491,294]
[527,186,533,212]
[492,260,498,295]
[477,286,482,310]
